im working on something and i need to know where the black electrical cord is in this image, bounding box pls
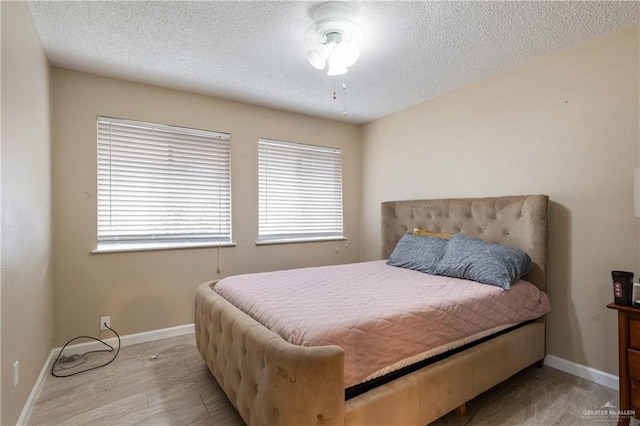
[51,324,121,378]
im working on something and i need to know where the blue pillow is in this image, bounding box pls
[387,234,449,274]
[432,233,531,290]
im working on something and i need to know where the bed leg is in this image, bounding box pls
[534,359,544,368]
[454,403,466,417]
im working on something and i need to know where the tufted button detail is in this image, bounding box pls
[290,375,296,382]
[274,408,279,416]
[261,360,266,368]
[255,384,259,392]
[317,414,324,422]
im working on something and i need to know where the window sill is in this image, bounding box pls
[255,237,346,246]
[92,241,236,254]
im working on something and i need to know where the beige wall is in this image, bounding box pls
[1,2,54,424]
[51,69,361,345]
[361,25,640,375]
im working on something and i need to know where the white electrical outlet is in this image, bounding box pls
[13,361,19,388]
[100,316,111,330]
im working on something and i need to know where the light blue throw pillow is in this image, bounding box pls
[387,234,449,274]
[433,233,531,290]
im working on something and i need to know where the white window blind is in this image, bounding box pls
[97,116,231,250]
[258,138,343,243]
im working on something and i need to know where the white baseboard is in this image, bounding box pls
[17,323,195,426]
[17,328,617,425]
[545,354,619,390]
[15,350,52,426]
[53,323,195,357]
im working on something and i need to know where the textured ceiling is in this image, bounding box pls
[27,1,640,124]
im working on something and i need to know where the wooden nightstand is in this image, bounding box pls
[608,303,640,425]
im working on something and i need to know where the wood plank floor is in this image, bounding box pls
[27,333,621,425]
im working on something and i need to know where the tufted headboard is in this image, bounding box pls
[381,195,549,292]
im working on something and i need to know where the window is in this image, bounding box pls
[96,116,231,252]
[258,138,343,243]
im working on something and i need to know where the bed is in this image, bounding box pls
[195,194,549,426]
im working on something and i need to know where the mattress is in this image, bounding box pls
[213,260,551,388]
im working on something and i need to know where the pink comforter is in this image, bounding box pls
[214,260,551,388]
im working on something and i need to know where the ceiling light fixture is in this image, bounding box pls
[307,2,363,76]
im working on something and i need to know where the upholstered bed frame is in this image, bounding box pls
[194,194,549,426]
